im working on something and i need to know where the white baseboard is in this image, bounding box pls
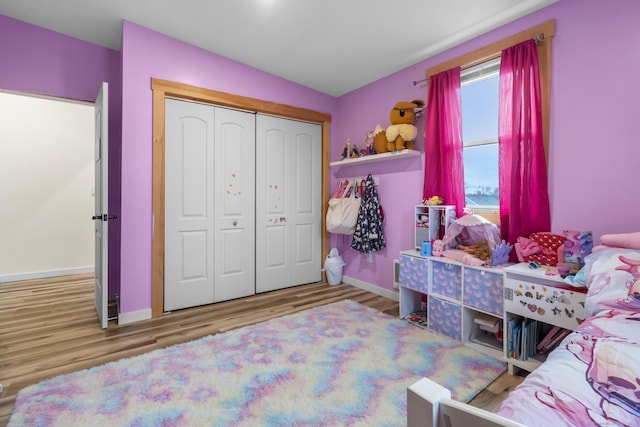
[0,266,95,283]
[118,308,152,325]
[342,275,399,302]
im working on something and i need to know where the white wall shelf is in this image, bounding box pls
[329,149,420,167]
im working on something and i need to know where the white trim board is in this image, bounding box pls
[0,266,94,283]
[341,275,399,302]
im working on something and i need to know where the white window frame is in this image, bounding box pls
[461,58,500,214]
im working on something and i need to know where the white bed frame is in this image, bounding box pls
[407,378,526,427]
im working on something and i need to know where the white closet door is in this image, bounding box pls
[165,99,215,311]
[255,115,322,293]
[213,107,256,302]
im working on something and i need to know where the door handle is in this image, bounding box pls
[92,214,119,221]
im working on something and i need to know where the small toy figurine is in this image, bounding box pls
[341,139,353,160]
[350,143,360,158]
[365,130,376,155]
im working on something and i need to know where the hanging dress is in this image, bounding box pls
[351,174,386,255]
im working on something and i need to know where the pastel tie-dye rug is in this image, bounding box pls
[9,300,505,426]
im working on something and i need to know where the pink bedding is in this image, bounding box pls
[497,248,640,427]
[497,309,640,426]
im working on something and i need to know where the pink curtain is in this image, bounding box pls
[423,67,465,217]
[498,39,550,245]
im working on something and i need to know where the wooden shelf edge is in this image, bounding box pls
[329,149,421,167]
[466,341,504,360]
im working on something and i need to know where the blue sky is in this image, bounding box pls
[461,75,499,192]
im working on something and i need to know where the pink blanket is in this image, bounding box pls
[497,309,640,426]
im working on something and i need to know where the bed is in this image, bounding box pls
[408,246,640,427]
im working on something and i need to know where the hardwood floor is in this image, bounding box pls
[0,274,522,425]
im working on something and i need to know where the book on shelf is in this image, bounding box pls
[536,325,561,351]
[520,320,527,360]
[517,318,535,361]
[405,311,428,329]
[507,316,522,359]
[539,328,571,355]
[506,317,573,361]
[513,322,521,360]
[474,313,500,334]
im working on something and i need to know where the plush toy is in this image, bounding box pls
[491,240,513,266]
[372,124,388,154]
[423,196,443,206]
[469,239,492,261]
[443,248,467,262]
[432,239,444,256]
[385,99,424,152]
[463,254,487,267]
[443,248,488,267]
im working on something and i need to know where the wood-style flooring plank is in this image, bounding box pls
[0,274,519,426]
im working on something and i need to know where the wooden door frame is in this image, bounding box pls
[151,78,332,317]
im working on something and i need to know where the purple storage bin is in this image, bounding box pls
[399,255,428,294]
[463,268,503,315]
[428,296,462,341]
[431,261,462,300]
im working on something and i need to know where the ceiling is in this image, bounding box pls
[0,0,558,96]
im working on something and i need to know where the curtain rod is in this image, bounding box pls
[412,32,546,86]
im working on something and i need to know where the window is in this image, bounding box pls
[461,58,500,210]
[426,20,554,218]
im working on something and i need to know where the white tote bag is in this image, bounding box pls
[326,180,361,234]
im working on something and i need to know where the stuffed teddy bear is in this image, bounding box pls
[385,99,424,152]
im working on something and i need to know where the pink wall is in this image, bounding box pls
[334,0,640,292]
[119,21,338,313]
[0,15,122,297]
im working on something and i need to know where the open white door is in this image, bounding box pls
[93,82,109,329]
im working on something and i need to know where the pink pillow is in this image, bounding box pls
[600,232,640,250]
[583,248,640,316]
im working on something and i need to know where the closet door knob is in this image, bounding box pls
[233,221,238,226]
